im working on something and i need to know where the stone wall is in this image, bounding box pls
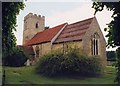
[52,43,63,52]
[32,42,51,57]
[32,41,83,59]
[52,41,83,54]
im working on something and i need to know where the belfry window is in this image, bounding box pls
[91,33,99,55]
[36,22,39,28]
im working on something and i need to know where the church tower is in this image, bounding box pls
[23,13,45,45]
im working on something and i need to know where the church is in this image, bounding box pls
[23,13,107,65]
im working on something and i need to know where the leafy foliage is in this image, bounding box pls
[2,2,25,62]
[106,51,116,61]
[115,48,120,83]
[36,48,102,77]
[4,47,28,67]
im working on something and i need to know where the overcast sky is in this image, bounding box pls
[15,1,116,50]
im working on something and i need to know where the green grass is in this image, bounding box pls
[4,66,116,84]
[0,66,2,84]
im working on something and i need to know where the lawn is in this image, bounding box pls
[4,66,116,84]
[0,66,2,85]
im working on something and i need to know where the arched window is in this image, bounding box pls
[35,22,39,28]
[91,33,100,55]
[35,46,39,57]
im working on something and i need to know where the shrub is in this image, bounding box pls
[36,48,102,77]
[36,51,64,76]
[115,47,120,84]
[4,47,28,67]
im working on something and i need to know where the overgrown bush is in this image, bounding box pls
[115,47,120,84]
[4,47,28,67]
[36,48,102,77]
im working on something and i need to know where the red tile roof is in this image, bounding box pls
[26,23,67,45]
[54,17,94,43]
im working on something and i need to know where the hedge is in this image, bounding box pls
[36,48,102,77]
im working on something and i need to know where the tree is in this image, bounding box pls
[2,2,25,84]
[92,1,120,84]
[5,47,28,67]
[106,51,116,61]
[116,47,120,84]
[2,2,25,63]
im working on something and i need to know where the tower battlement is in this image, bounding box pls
[24,13,45,21]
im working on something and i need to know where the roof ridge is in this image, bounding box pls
[49,23,68,29]
[69,17,94,25]
[37,23,67,33]
[29,23,68,41]
[26,23,67,45]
